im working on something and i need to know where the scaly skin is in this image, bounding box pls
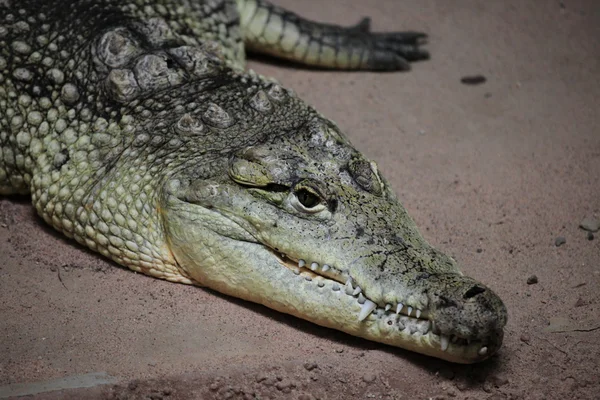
[0,0,507,363]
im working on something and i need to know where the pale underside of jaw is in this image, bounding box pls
[269,251,491,363]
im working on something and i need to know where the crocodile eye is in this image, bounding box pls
[296,188,320,208]
[290,187,326,214]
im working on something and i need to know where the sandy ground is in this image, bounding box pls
[1,0,599,399]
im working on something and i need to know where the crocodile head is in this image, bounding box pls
[162,85,507,364]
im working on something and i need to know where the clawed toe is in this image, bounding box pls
[370,31,430,66]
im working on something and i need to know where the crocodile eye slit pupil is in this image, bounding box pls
[296,188,320,208]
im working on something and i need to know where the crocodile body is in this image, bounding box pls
[0,0,507,363]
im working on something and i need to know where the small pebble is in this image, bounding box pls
[460,74,487,85]
[579,216,600,232]
[587,232,594,241]
[362,372,377,383]
[520,333,531,343]
[554,236,566,247]
[476,248,483,253]
[303,362,318,371]
[526,275,538,285]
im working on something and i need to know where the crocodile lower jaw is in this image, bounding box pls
[269,249,495,363]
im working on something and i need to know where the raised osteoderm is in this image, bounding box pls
[0,0,507,363]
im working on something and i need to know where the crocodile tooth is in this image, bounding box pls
[385,304,392,312]
[478,346,488,356]
[293,268,300,275]
[407,306,413,317]
[352,286,362,296]
[440,335,449,352]
[396,303,403,314]
[358,299,377,321]
[415,309,422,319]
[298,259,306,268]
[310,262,318,271]
[345,280,354,296]
[332,283,340,291]
[322,264,330,272]
[357,293,366,304]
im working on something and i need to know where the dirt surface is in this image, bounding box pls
[1,0,599,399]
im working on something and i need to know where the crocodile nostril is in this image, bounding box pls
[464,285,486,299]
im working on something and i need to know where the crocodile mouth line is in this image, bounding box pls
[269,249,492,358]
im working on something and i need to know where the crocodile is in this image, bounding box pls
[0,0,507,363]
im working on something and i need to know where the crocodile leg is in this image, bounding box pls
[236,0,429,70]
